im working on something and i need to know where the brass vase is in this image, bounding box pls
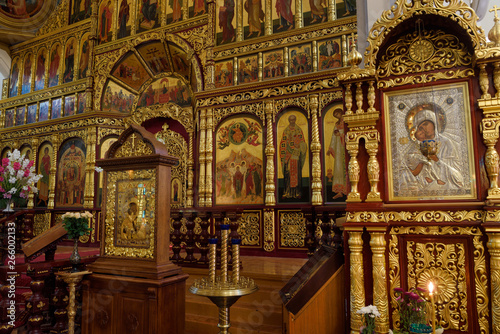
[69,239,81,272]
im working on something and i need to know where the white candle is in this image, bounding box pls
[428,282,436,334]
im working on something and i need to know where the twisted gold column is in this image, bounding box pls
[236,0,243,42]
[28,137,39,209]
[232,239,240,284]
[264,0,272,35]
[264,101,276,206]
[57,270,91,334]
[295,0,303,28]
[221,225,229,283]
[349,231,365,333]
[366,135,382,202]
[198,109,207,206]
[370,231,389,333]
[209,239,217,283]
[327,0,336,20]
[206,108,214,207]
[487,232,500,334]
[309,94,322,205]
[187,130,195,207]
[48,135,60,209]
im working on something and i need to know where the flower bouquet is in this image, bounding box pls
[357,304,380,334]
[393,287,430,334]
[61,211,93,271]
[0,149,42,212]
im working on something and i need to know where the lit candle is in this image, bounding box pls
[428,282,435,334]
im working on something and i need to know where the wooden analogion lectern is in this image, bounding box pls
[82,124,188,334]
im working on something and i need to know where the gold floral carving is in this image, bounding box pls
[319,91,343,110]
[104,169,156,258]
[349,232,365,332]
[378,29,471,78]
[482,118,500,199]
[377,69,475,89]
[275,97,309,117]
[84,127,97,208]
[213,20,356,58]
[263,209,275,252]
[131,104,194,132]
[98,128,123,143]
[35,0,70,37]
[370,232,389,333]
[364,0,488,69]
[486,210,500,222]
[213,102,265,124]
[2,79,7,100]
[196,79,338,107]
[346,210,485,223]
[388,226,488,334]
[238,211,261,246]
[114,134,153,158]
[156,124,188,209]
[407,241,467,331]
[279,211,305,248]
[33,213,51,236]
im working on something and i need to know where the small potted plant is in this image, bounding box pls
[357,304,380,334]
[62,211,93,271]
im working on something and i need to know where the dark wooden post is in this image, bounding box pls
[183,212,196,263]
[50,276,68,333]
[197,211,210,265]
[170,212,183,264]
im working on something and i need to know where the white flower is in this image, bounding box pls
[356,305,380,317]
[95,167,103,173]
[8,188,17,194]
[157,137,165,144]
[22,186,28,191]
[82,211,93,219]
[9,177,16,183]
[436,328,444,334]
[389,330,393,334]
[75,212,81,218]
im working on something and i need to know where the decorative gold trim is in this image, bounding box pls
[198,109,207,207]
[309,94,322,205]
[487,232,500,334]
[370,232,389,333]
[377,69,475,89]
[264,101,276,206]
[263,209,274,252]
[279,211,305,248]
[346,210,485,223]
[205,108,214,206]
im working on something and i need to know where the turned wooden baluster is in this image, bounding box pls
[50,276,69,333]
[320,212,332,247]
[170,212,183,264]
[331,212,343,249]
[184,212,197,263]
[197,212,210,265]
[303,211,317,257]
[26,277,49,334]
[21,213,34,244]
[0,285,14,334]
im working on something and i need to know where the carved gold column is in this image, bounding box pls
[355,82,363,114]
[84,126,97,208]
[205,108,214,207]
[483,119,500,199]
[486,228,500,334]
[367,81,376,112]
[348,231,365,333]
[295,0,302,29]
[342,35,348,67]
[48,135,60,209]
[263,209,275,252]
[236,0,243,42]
[186,130,194,207]
[182,0,188,21]
[57,271,91,334]
[312,41,318,72]
[264,100,276,206]
[494,62,500,98]
[346,137,361,202]
[258,52,263,81]
[284,47,289,77]
[86,0,99,112]
[369,230,389,333]
[198,109,207,206]
[309,94,322,205]
[327,0,336,20]
[479,64,491,99]
[205,48,215,90]
[28,137,39,209]
[233,56,238,85]
[265,0,272,35]
[366,132,381,202]
[345,83,353,114]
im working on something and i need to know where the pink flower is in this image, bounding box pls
[0,176,3,182]
[0,186,4,192]
[1,158,9,167]
[394,288,404,293]
[409,292,420,300]
[0,166,4,173]
[416,287,427,293]
[23,169,30,177]
[20,192,27,199]
[27,160,34,168]
[3,193,12,199]
[12,162,21,171]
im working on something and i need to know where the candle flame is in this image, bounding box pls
[428,281,434,294]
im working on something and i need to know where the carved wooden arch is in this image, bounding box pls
[364,0,488,70]
[93,32,203,111]
[130,103,194,133]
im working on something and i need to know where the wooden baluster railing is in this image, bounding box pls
[197,212,210,265]
[320,213,332,247]
[50,276,68,333]
[303,211,317,257]
[26,273,49,334]
[183,212,196,263]
[0,285,14,334]
[170,212,183,264]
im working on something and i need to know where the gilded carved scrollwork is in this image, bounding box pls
[348,232,365,333]
[98,128,123,143]
[389,226,488,334]
[114,133,154,158]
[487,232,500,334]
[33,213,51,236]
[377,69,475,89]
[481,118,500,199]
[238,211,261,246]
[213,102,265,124]
[205,109,214,207]
[279,211,305,247]
[263,209,275,252]
[275,97,309,117]
[364,0,488,70]
[347,210,484,223]
[319,91,343,110]
[378,29,471,78]
[84,127,97,208]
[132,104,194,132]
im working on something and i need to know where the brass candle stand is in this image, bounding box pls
[189,225,258,334]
